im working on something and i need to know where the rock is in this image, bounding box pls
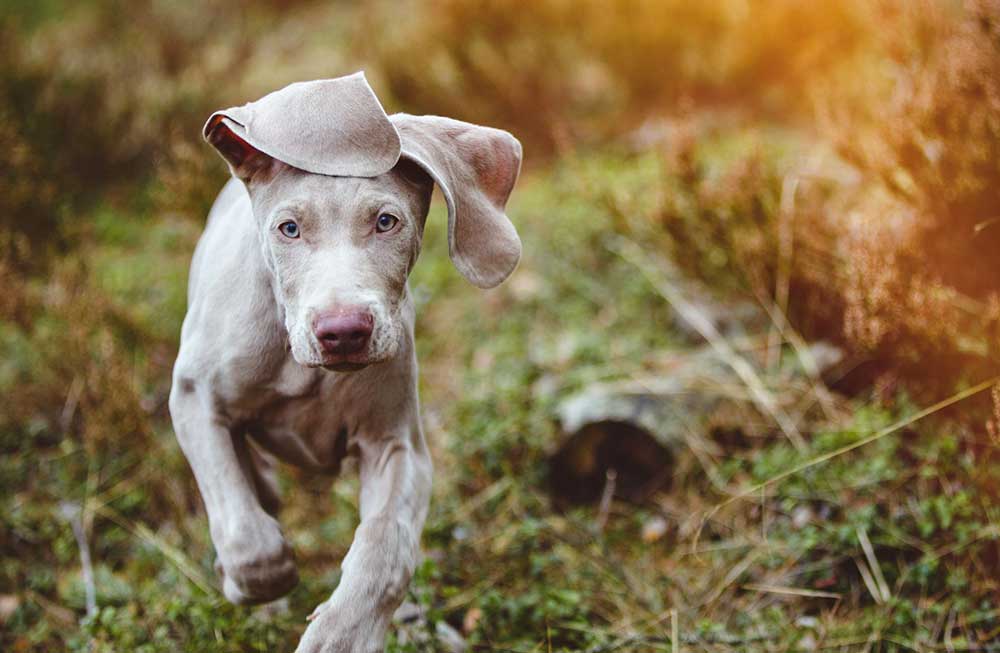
[462,606,482,635]
[792,506,814,530]
[394,601,467,653]
[0,594,20,623]
[641,516,669,542]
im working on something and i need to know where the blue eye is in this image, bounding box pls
[376,213,399,233]
[278,221,299,238]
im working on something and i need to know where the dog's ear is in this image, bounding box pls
[392,114,522,289]
[204,115,279,183]
[203,73,401,184]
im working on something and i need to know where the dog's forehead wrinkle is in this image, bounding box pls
[275,172,421,221]
[272,199,311,217]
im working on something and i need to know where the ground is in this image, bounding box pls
[4,148,999,652]
[3,1,1000,651]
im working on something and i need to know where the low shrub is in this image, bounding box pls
[822,0,1000,358]
[360,0,872,153]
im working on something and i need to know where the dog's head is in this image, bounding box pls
[203,74,521,371]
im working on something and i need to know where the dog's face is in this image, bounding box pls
[247,161,432,370]
[205,98,523,372]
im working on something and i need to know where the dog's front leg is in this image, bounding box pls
[295,423,432,653]
[169,385,298,604]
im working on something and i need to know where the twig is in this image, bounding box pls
[766,173,800,372]
[60,376,85,434]
[92,503,215,595]
[596,469,617,534]
[697,375,1000,533]
[742,583,841,600]
[610,236,808,452]
[754,291,840,421]
[678,420,730,493]
[671,609,679,653]
[26,589,76,627]
[854,556,884,605]
[856,526,891,603]
[700,548,762,607]
[58,502,97,619]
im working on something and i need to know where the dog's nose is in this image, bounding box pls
[313,308,374,355]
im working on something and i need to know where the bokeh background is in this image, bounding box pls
[3,1,1000,651]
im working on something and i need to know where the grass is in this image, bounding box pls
[4,1,1000,651]
[4,149,1000,652]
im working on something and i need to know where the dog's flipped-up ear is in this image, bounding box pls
[392,114,522,289]
[203,118,277,183]
[203,72,401,184]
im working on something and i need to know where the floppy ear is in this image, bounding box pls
[204,116,278,183]
[203,73,400,182]
[391,114,522,289]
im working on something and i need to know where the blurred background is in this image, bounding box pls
[3,1,1000,651]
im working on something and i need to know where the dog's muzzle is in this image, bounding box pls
[313,307,374,370]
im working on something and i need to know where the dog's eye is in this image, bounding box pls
[376,213,399,233]
[278,221,300,239]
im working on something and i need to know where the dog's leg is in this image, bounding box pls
[294,424,432,653]
[235,434,283,517]
[169,387,298,604]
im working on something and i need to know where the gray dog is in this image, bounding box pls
[169,72,521,652]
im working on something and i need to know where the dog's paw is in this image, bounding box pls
[293,600,387,653]
[215,514,298,605]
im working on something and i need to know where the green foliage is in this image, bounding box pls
[360,0,871,151]
[5,2,1000,652]
[7,132,999,653]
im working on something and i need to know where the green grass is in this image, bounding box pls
[4,4,1000,648]
[4,144,999,652]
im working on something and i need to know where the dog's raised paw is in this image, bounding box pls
[215,516,299,605]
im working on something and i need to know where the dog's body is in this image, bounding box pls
[169,74,521,652]
[179,175,425,475]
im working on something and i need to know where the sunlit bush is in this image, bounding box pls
[806,0,1000,386]
[590,0,1000,391]
[825,0,1000,342]
[361,0,871,152]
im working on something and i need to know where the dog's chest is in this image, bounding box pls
[240,365,355,472]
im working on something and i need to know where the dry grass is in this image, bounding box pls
[3,1,1000,651]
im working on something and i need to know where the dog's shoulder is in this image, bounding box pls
[175,179,287,399]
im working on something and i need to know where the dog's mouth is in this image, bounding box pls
[321,359,370,372]
[296,349,373,372]
[316,349,379,372]
[289,335,378,372]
